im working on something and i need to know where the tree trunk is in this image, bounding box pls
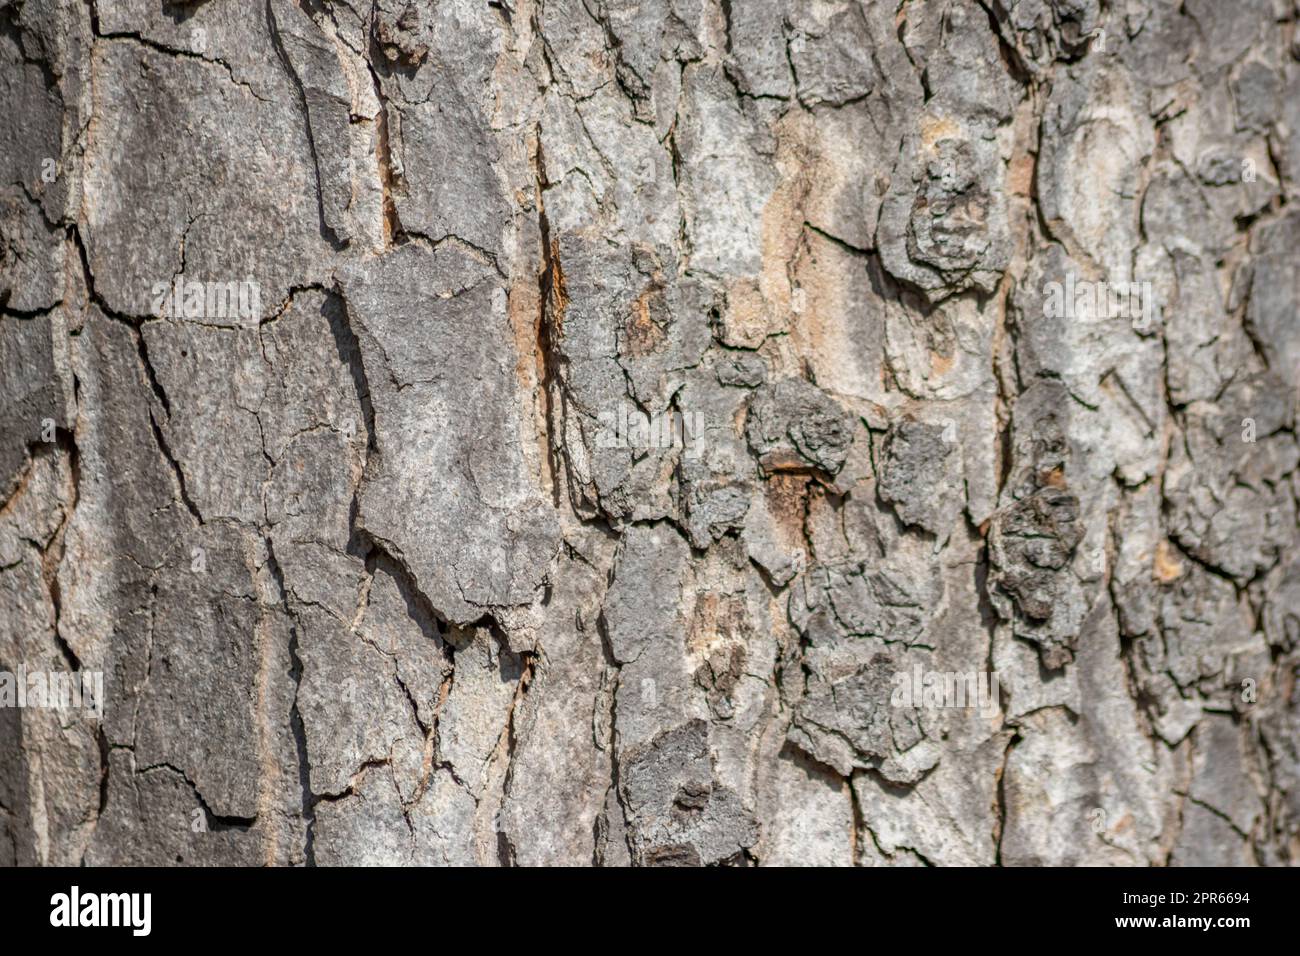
[1,0,1297,867]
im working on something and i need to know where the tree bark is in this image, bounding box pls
[1,0,1298,866]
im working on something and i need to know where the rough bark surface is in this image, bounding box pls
[1,0,1298,866]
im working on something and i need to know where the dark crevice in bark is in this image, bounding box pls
[325,290,377,458]
[534,133,567,511]
[146,407,203,524]
[266,542,316,866]
[992,730,1020,865]
[136,760,258,831]
[265,0,347,251]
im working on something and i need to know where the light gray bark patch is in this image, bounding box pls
[82,40,330,317]
[133,523,263,819]
[618,719,757,866]
[86,750,263,866]
[745,378,854,476]
[140,320,268,525]
[0,187,66,314]
[339,243,559,624]
[268,0,362,246]
[295,604,424,801]
[0,312,73,497]
[876,418,964,539]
